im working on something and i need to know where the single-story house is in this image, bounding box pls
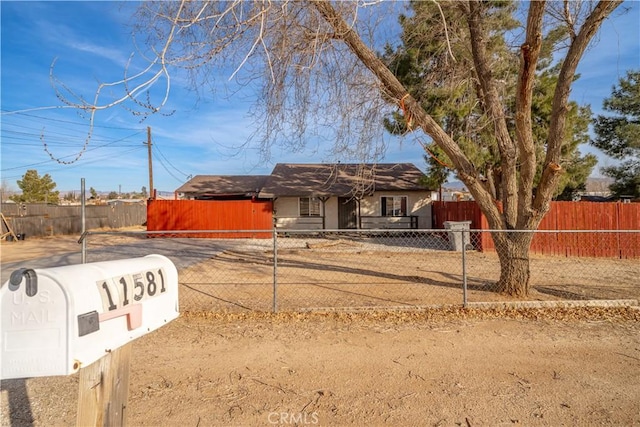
[260,163,434,229]
[174,163,435,230]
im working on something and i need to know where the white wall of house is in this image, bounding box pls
[273,197,300,218]
[361,191,433,229]
[273,197,324,229]
[324,197,338,229]
[273,191,434,229]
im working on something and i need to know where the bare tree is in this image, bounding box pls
[47,0,623,296]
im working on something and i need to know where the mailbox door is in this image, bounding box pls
[1,275,69,379]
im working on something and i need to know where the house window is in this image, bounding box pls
[299,197,321,216]
[381,196,408,217]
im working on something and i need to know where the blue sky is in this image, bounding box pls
[1,1,639,195]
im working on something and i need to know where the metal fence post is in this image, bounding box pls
[81,178,86,264]
[462,229,468,308]
[272,228,278,313]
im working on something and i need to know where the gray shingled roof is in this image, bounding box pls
[176,175,269,197]
[258,163,428,198]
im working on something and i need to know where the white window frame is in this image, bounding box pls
[299,197,322,217]
[381,195,408,217]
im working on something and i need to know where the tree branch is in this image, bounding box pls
[465,0,516,228]
[515,1,545,228]
[534,0,622,213]
[309,0,503,228]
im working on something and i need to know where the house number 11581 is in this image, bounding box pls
[97,269,167,312]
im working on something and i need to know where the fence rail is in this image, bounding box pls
[79,228,640,313]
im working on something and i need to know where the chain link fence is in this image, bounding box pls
[82,229,640,312]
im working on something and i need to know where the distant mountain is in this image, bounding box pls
[442,181,467,191]
[441,178,613,194]
[585,177,613,194]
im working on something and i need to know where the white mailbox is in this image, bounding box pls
[1,254,179,380]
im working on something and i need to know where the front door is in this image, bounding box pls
[338,197,357,229]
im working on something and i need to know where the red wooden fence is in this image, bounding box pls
[432,201,640,258]
[431,201,494,251]
[147,199,273,238]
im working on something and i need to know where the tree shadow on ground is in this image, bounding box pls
[181,284,260,311]
[200,250,494,308]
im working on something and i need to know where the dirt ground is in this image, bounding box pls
[1,235,640,426]
[178,247,640,312]
[0,230,141,263]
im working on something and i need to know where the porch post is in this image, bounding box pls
[320,197,329,229]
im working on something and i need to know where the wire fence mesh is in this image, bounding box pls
[465,230,640,304]
[82,229,640,313]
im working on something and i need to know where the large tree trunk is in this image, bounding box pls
[491,231,535,297]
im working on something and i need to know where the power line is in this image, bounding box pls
[1,127,143,146]
[0,133,140,148]
[152,150,186,184]
[2,119,145,143]
[1,146,146,182]
[1,131,147,172]
[152,139,190,178]
[0,110,145,132]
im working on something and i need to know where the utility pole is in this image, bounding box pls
[146,126,154,199]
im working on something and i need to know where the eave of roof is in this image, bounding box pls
[176,175,269,195]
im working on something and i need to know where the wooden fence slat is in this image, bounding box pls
[146,199,273,238]
[0,204,146,238]
[433,201,640,258]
